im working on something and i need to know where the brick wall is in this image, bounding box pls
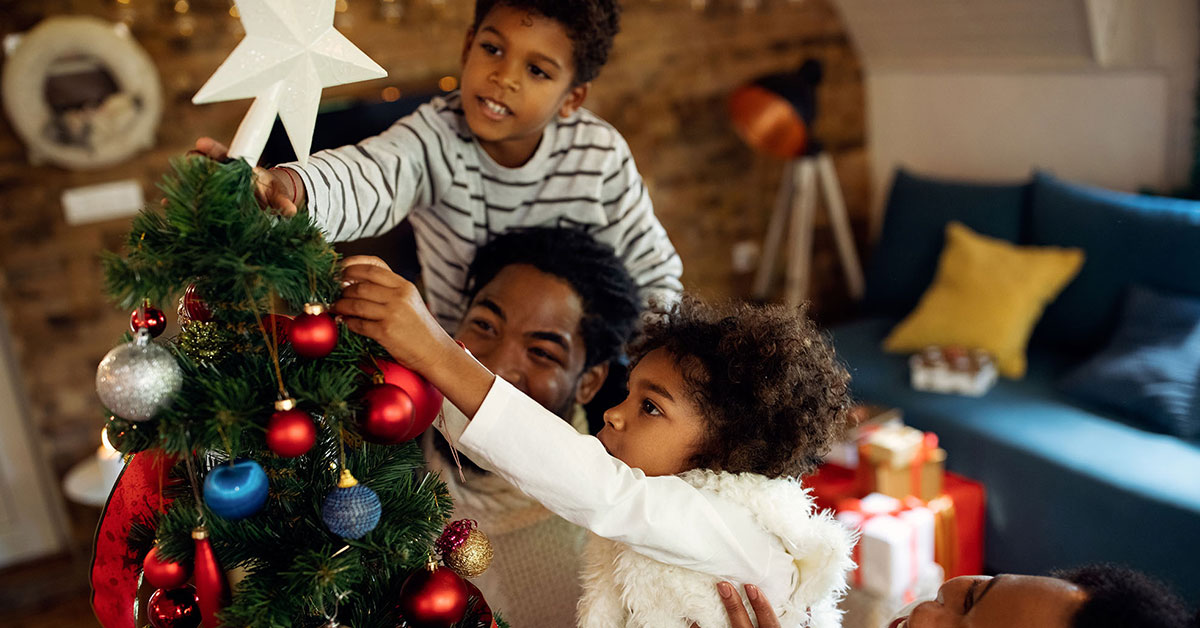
[0,0,866,479]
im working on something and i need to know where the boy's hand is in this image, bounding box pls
[334,262,455,374]
[340,255,393,273]
[192,137,301,217]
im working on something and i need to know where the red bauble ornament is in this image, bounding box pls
[144,546,192,590]
[192,527,229,628]
[463,580,495,627]
[375,361,444,440]
[360,383,415,444]
[183,283,212,322]
[147,586,201,628]
[266,400,316,457]
[130,305,167,338]
[263,313,293,344]
[290,304,338,358]
[396,566,468,628]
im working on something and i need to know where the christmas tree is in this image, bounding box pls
[91,155,502,628]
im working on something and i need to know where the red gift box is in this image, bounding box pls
[806,463,985,578]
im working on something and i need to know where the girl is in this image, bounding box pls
[335,262,855,628]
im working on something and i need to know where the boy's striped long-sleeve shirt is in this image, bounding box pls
[281,91,683,332]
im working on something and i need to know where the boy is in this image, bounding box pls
[199,0,681,332]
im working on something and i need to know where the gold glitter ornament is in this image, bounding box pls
[442,526,494,578]
[178,320,228,361]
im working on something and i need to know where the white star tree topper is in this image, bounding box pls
[193,0,386,166]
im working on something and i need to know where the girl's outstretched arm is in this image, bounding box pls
[334,261,493,417]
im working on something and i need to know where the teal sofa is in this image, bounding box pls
[831,169,1200,602]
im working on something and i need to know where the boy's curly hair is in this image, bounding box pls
[473,0,621,84]
[628,298,852,478]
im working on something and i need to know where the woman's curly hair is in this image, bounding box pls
[1053,564,1197,628]
[628,297,852,478]
[473,0,621,84]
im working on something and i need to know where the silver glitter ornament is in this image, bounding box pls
[96,327,183,421]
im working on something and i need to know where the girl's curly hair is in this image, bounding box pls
[473,0,621,84]
[628,297,852,478]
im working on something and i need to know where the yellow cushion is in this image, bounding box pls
[883,221,1084,378]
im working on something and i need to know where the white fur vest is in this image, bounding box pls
[575,469,855,628]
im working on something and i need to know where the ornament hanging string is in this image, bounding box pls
[241,280,288,399]
[437,408,467,484]
[311,546,352,624]
[182,443,206,523]
[215,421,234,462]
[437,340,476,484]
[308,263,321,309]
[313,244,339,298]
[336,426,347,475]
[157,456,164,512]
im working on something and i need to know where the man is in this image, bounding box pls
[350,227,640,627]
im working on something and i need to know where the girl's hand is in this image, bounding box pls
[333,262,454,374]
[192,137,301,216]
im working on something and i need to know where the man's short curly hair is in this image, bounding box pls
[1053,564,1196,628]
[473,0,621,84]
[466,227,640,368]
[628,298,852,478]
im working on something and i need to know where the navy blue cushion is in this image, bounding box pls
[1028,172,1200,353]
[1060,286,1200,439]
[863,169,1028,318]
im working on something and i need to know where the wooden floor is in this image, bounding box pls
[0,553,98,627]
[1,502,102,627]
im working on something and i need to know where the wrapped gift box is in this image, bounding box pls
[807,464,985,579]
[836,493,936,600]
[840,562,943,628]
[825,405,904,468]
[863,425,925,469]
[857,427,946,501]
[909,345,997,396]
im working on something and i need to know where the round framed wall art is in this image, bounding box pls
[2,16,163,170]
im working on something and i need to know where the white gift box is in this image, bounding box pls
[836,493,936,600]
[840,562,943,628]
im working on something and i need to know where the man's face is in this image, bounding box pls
[459,5,588,167]
[455,264,607,419]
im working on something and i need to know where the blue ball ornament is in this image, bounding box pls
[203,459,269,520]
[322,469,381,539]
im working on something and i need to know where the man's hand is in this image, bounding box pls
[712,582,780,628]
[192,137,301,217]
